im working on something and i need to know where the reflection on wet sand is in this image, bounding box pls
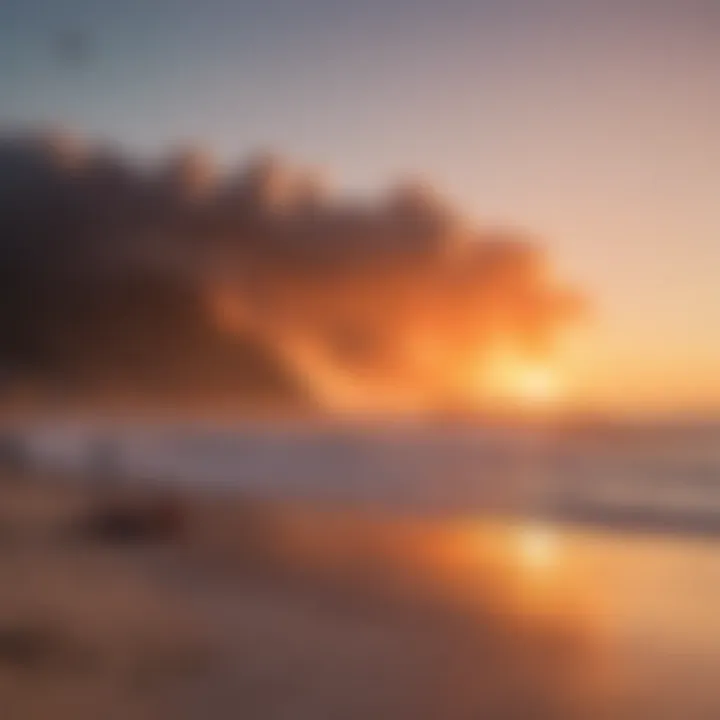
[1,467,718,718]
[557,528,720,720]
[181,501,613,720]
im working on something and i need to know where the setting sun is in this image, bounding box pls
[471,356,563,410]
[513,365,561,405]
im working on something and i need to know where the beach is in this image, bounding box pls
[3,452,720,720]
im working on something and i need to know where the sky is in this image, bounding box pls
[1,0,719,413]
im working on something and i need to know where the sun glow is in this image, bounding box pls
[513,365,561,405]
[468,354,563,409]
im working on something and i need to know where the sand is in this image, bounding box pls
[0,464,676,719]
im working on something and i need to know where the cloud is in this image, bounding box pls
[0,130,582,412]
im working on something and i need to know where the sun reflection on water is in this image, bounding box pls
[517,523,560,572]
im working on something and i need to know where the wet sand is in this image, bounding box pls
[0,467,717,719]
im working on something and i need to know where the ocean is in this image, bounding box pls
[22,417,720,535]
